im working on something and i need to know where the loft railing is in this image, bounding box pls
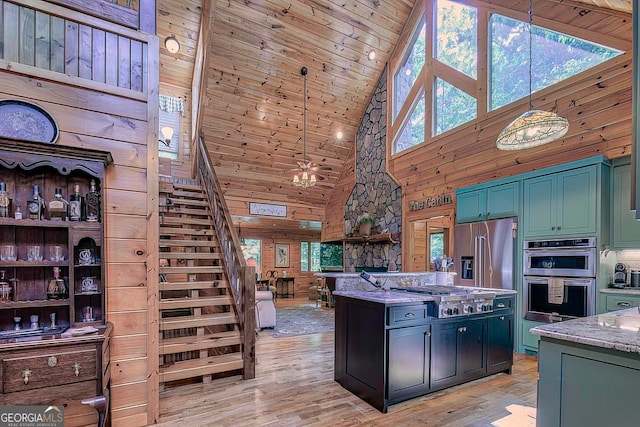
[0,0,154,95]
[196,134,256,379]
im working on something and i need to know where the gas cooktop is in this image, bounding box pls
[391,285,496,318]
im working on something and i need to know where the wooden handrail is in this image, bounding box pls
[196,134,256,379]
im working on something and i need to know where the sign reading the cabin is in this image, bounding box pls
[249,202,287,217]
[409,194,453,211]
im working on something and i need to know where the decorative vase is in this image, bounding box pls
[359,221,372,236]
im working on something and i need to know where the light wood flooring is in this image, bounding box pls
[156,297,538,426]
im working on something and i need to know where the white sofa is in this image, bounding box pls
[255,290,276,329]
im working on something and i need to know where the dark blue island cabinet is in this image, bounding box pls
[334,293,515,413]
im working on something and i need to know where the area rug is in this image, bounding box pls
[271,303,335,338]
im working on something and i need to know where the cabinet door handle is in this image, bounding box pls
[73,363,81,377]
[426,331,431,337]
[499,316,505,320]
[551,226,556,230]
[617,301,632,307]
[478,213,482,217]
[404,312,415,318]
[22,369,32,385]
[486,211,490,216]
[496,303,505,308]
[557,226,561,230]
[458,327,467,333]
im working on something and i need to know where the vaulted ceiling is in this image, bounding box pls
[156,0,633,231]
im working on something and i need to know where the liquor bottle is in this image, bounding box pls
[47,266,66,300]
[48,188,69,221]
[27,185,45,220]
[85,179,100,222]
[69,184,85,221]
[0,182,11,218]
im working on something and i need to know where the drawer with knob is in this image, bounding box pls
[2,345,97,393]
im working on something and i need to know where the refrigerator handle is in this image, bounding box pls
[473,236,480,287]
[477,235,486,287]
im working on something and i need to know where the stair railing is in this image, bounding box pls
[196,133,256,379]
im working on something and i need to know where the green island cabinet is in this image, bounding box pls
[456,182,519,223]
[522,165,603,238]
[537,337,640,426]
[611,161,640,248]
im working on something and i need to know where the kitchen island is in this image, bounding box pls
[531,308,640,426]
[334,288,516,412]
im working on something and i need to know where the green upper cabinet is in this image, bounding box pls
[523,166,598,238]
[457,182,519,223]
[612,163,640,248]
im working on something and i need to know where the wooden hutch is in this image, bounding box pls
[0,139,112,426]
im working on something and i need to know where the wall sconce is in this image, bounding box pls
[164,35,180,54]
[160,126,174,147]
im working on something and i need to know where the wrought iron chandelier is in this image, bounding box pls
[496,0,569,150]
[292,67,317,188]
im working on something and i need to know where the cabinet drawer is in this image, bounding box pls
[388,304,428,326]
[493,297,513,312]
[605,294,640,312]
[2,346,97,393]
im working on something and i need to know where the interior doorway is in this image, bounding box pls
[407,215,453,272]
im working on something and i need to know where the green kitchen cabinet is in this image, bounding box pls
[521,318,543,352]
[600,291,640,313]
[612,163,640,248]
[456,182,519,223]
[523,165,597,238]
[457,190,486,223]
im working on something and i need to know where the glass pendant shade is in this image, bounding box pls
[496,110,569,150]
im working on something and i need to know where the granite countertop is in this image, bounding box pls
[530,307,640,353]
[600,287,640,296]
[333,286,516,304]
[333,290,436,304]
[316,272,453,277]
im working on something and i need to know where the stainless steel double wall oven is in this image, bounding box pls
[523,237,597,323]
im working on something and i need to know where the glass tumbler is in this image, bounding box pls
[49,245,65,262]
[0,244,16,261]
[27,245,43,261]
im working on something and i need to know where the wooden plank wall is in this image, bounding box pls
[0,1,159,425]
[0,0,146,92]
[321,144,355,242]
[243,228,322,296]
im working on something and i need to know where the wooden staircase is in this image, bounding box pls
[158,179,244,386]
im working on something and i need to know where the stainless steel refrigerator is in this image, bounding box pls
[454,218,516,289]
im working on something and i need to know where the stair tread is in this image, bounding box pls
[160,331,241,355]
[160,281,227,291]
[161,217,212,226]
[160,252,222,259]
[172,183,202,192]
[160,206,210,216]
[172,190,207,199]
[160,313,237,330]
[165,198,208,207]
[160,295,232,309]
[162,266,224,273]
[160,227,214,236]
[159,239,216,247]
[159,353,243,382]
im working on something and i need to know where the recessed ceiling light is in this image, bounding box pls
[336,131,343,139]
[368,50,376,61]
[165,35,180,54]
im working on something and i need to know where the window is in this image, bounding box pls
[393,92,425,153]
[301,242,321,272]
[436,0,477,79]
[393,21,426,122]
[159,95,185,160]
[430,232,444,263]
[389,0,623,155]
[241,239,261,276]
[489,14,622,111]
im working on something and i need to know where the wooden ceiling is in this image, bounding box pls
[156,0,632,231]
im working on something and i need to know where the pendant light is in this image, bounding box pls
[292,67,317,188]
[496,0,569,150]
